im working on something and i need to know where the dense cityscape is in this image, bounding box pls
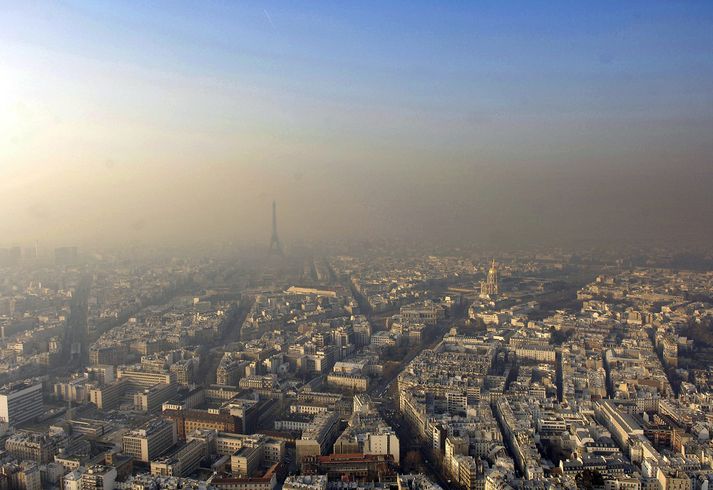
[3,1,713,489]
[1,222,713,490]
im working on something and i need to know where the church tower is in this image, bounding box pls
[480,259,499,297]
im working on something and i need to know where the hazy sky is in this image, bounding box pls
[1,1,712,249]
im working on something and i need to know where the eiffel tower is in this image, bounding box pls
[268,200,283,256]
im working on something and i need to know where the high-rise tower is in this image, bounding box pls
[268,200,283,256]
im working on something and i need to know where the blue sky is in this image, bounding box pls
[1,1,712,247]
[5,1,712,122]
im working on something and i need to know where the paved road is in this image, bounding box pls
[196,296,255,383]
[367,329,447,398]
[366,301,468,485]
[379,393,452,488]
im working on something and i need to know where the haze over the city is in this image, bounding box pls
[1,1,712,249]
[6,4,713,490]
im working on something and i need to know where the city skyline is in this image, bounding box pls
[2,4,713,488]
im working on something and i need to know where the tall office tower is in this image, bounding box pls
[268,200,283,256]
[0,381,44,426]
[122,419,177,463]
